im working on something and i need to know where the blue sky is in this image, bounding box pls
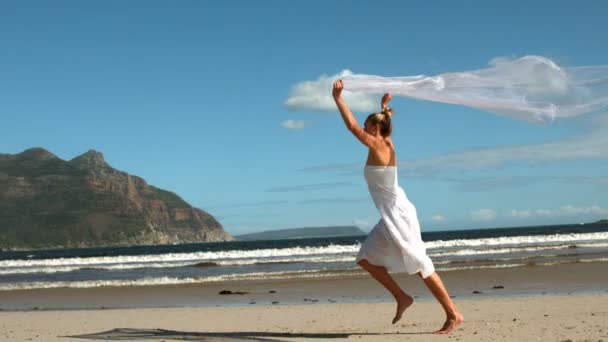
[2,1,607,235]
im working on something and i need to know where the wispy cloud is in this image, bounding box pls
[284,70,378,113]
[281,119,306,130]
[215,211,278,221]
[205,200,290,209]
[265,181,353,193]
[572,176,608,190]
[488,54,519,67]
[434,175,608,192]
[353,218,375,231]
[298,196,368,205]
[505,209,534,219]
[431,214,446,222]
[506,205,608,219]
[300,113,608,176]
[438,176,542,192]
[471,209,497,221]
[399,114,608,176]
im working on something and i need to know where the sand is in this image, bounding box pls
[0,294,607,341]
[1,262,607,341]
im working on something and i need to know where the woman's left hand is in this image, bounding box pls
[333,80,344,98]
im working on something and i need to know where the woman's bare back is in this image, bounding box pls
[366,138,396,166]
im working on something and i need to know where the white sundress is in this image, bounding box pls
[356,165,435,278]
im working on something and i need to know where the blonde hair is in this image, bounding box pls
[365,107,393,137]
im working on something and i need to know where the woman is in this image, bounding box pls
[332,80,464,334]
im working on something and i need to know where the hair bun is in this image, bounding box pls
[381,107,393,117]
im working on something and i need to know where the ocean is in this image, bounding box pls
[1,223,607,291]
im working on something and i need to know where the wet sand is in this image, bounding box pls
[0,261,606,311]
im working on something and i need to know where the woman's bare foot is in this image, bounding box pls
[392,293,414,324]
[433,313,464,334]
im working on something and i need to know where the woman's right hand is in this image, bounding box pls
[333,80,343,99]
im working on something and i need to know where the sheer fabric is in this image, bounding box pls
[343,56,608,123]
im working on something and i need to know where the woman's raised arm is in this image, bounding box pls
[333,80,358,131]
[333,80,376,147]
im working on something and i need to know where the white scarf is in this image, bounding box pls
[343,56,608,124]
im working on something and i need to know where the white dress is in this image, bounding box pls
[356,165,435,278]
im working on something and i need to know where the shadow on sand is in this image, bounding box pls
[65,327,427,341]
[66,328,351,341]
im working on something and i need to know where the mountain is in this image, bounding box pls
[236,225,366,241]
[0,147,234,250]
[592,219,608,225]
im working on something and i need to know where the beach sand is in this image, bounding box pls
[1,294,607,341]
[1,262,607,341]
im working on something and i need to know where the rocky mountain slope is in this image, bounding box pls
[0,148,234,250]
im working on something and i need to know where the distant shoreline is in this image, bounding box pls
[2,220,607,252]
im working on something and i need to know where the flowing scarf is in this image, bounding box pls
[343,56,608,123]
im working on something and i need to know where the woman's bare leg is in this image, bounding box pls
[420,272,464,334]
[357,259,413,324]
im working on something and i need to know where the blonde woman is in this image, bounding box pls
[332,80,463,334]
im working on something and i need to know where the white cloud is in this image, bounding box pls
[534,209,553,217]
[281,119,306,130]
[559,205,608,216]
[506,209,533,218]
[284,70,379,113]
[507,205,608,219]
[431,214,446,222]
[353,218,375,231]
[471,209,497,221]
[488,54,518,67]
